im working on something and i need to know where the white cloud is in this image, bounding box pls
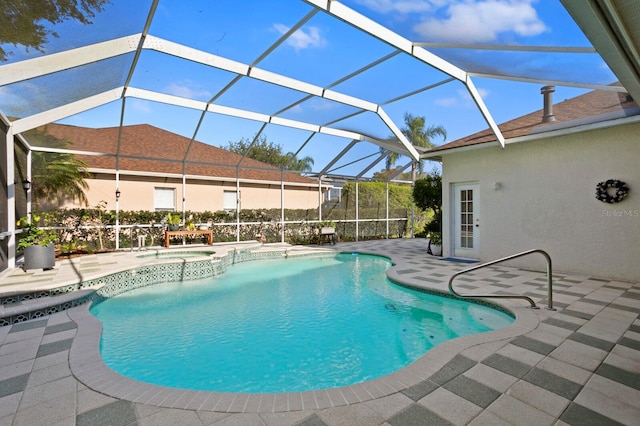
[354,0,435,14]
[130,99,153,114]
[165,81,212,100]
[273,24,326,51]
[435,88,490,108]
[413,1,547,43]
[434,97,457,107]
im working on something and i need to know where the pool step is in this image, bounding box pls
[0,288,97,327]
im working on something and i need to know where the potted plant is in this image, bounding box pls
[17,213,57,270]
[428,232,442,256]
[317,220,337,245]
[166,212,181,231]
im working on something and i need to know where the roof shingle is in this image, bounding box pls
[34,123,316,184]
[429,86,638,154]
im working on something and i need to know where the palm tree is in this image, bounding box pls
[285,153,314,172]
[31,151,90,209]
[386,113,446,175]
[22,127,90,209]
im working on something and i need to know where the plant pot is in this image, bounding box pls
[168,224,180,231]
[23,243,55,270]
[430,244,442,256]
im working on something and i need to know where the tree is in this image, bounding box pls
[224,135,314,172]
[22,127,90,209]
[385,113,446,175]
[284,152,314,173]
[412,170,442,254]
[0,0,109,62]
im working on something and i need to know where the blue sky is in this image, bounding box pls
[6,0,614,177]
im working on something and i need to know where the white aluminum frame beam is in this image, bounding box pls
[303,0,504,148]
[0,35,141,87]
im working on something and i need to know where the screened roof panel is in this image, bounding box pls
[129,51,239,102]
[1,0,638,181]
[276,96,364,128]
[0,54,133,119]
[428,48,616,86]
[213,77,315,117]
[258,11,398,88]
[121,99,204,142]
[0,0,152,64]
[331,52,452,105]
[149,0,313,65]
[197,113,268,149]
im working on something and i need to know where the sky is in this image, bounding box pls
[1,0,617,178]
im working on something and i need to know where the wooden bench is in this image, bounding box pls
[164,229,213,248]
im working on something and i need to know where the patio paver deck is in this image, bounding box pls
[0,239,638,425]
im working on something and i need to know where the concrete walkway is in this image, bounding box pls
[1,239,638,425]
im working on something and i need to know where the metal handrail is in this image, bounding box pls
[448,249,555,310]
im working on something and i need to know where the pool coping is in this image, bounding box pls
[65,246,540,413]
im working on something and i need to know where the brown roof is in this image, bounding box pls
[429,86,639,154]
[34,123,316,184]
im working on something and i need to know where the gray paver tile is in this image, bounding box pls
[388,403,453,426]
[486,394,555,426]
[596,363,640,390]
[560,402,625,426]
[523,367,582,400]
[418,387,482,425]
[76,399,137,426]
[0,392,22,418]
[137,408,204,426]
[12,391,76,426]
[18,375,76,410]
[481,353,531,378]
[442,375,501,408]
[0,373,29,398]
[550,339,608,370]
[316,403,384,426]
[507,380,570,417]
[462,363,519,392]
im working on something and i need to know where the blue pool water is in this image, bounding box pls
[91,254,513,393]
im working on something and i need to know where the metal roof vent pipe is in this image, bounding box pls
[541,85,556,123]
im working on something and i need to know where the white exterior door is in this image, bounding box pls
[453,183,480,258]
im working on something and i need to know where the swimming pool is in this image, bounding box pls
[91,253,513,393]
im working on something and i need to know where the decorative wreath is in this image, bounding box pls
[595,179,629,204]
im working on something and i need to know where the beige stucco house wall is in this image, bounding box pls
[60,173,321,212]
[440,120,640,281]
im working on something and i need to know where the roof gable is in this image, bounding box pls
[429,87,639,154]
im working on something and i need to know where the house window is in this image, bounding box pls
[223,191,237,212]
[154,187,176,211]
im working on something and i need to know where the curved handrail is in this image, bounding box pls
[448,249,554,310]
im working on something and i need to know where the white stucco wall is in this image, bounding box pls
[441,121,640,281]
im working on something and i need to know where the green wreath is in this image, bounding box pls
[595,179,629,204]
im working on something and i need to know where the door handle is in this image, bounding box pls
[475,224,479,227]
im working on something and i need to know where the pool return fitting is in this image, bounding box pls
[448,249,555,310]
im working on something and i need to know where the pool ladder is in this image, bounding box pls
[448,249,555,310]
